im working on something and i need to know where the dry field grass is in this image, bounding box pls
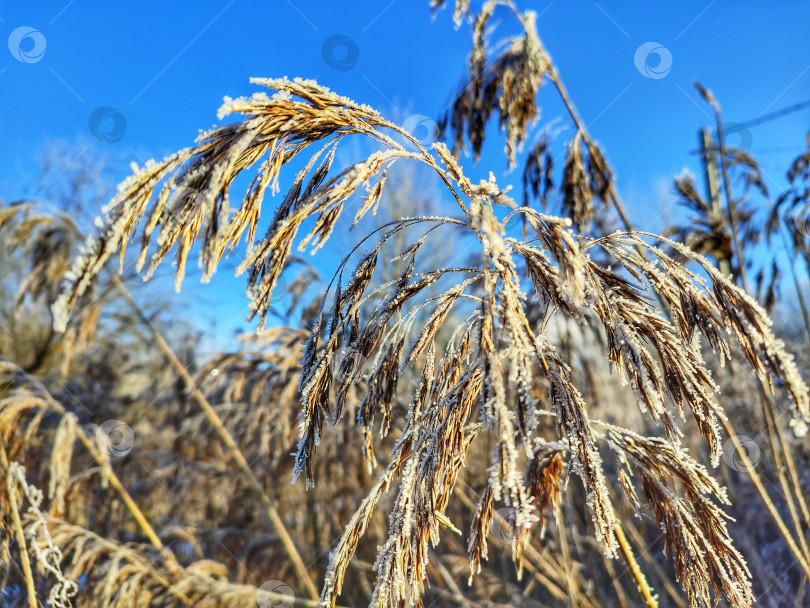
[2,1,810,607]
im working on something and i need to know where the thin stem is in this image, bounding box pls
[72,423,168,552]
[757,392,810,563]
[614,519,658,608]
[761,387,810,559]
[779,223,810,341]
[720,417,810,580]
[428,549,484,608]
[623,520,688,608]
[454,479,573,603]
[109,273,320,601]
[711,106,810,566]
[0,361,194,598]
[0,441,38,608]
[5,368,169,555]
[554,505,579,608]
[545,64,673,321]
[712,114,750,290]
[384,121,470,216]
[600,546,633,608]
[795,576,808,608]
[545,64,635,236]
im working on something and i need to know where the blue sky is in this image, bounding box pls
[1,1,809,340]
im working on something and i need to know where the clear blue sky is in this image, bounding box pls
[1,1,809,339]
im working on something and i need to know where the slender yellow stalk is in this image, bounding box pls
[0,442,38,608]
[600,545,632,608]
[1,363,193,603]
[759,388,810,563]
[109,274,320,601]
[623,519,688,608]
[721,417,810,579]
[614,520,658,608]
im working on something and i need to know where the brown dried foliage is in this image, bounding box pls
[1,3,809,608]
[40,70,809,608]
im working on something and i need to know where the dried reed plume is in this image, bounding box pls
[47,73,810,608]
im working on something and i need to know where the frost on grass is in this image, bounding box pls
[48,68,810,608]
